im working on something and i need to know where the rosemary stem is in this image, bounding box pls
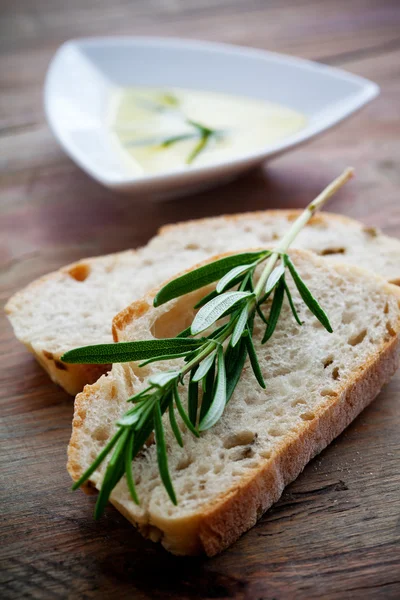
[254,167,354,297]
[175,168,353,383]
[181,341,216,377]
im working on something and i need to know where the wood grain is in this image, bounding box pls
[1,0,400,598]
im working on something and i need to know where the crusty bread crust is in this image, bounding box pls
[34,345,109,397]
[69,250,400,555]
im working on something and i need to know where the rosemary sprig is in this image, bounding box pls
[63,168,354,516]
[184,119,220,164]
[157,119,222,164]
[124,110,222,163]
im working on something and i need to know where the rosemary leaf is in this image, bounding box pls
[199,362,216,420]
[255,301,269,325]
[118,404,147,427]
[285,256,333,332]
[154,403,177,505]
[262,280,285,343]
[199,346,227,431]
[94,429,129,519]
[191,291,253,335]
[136,397,159,431]
[71,428,124,491]
[130,398,165,457]
[207,323,230,341]
[244,331,266,389]
[138,351,189,367]
[194,288,219,309]
[231,305,249,347]
[169,400,183,447]
[192,350,216,382]
[173,383,199,437]
[188,371,199,426]
[216,263,257,293]
[149,371,180,388]
[153,251,269,306]
[283,278,303,326]
[125,433,140,504]
[186,119,214,136]
[186,133,210,164]
[225,338,247,403]
[126,386,153,403]
[176,326,192,338]
[265,263,286,294]
[160,133,197,147]
[62,338,204,364]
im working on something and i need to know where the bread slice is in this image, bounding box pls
[68,249,400,556]
[6,211,400,394]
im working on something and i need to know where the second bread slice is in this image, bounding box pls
[68,249,400,555]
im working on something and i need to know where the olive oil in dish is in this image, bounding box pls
[109,87,306,175]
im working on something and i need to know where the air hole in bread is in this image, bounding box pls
[273,366,291,377]
[268,427,282,437]
[197,464,210,475]
[260,450,272,459]
[244,459,260,469]
[363,226,379,237]
[300,411,315,421]
[384,302,389,314]
[273,407,284,417]
[232,447,255,461]
[223,430,256,449]
[68,263,90,282]
[181,480,194,494]
[348,329,367,346]
[176,455,193,471]
[146,525,163,543]
[93,426,110,441]
[55,359,67,371]
[323,356,334,368]
[342,310,354,325]
[319,247,346,256]
[332,366,340,380]
[244,395,260,406]
[291,398,307,407]
[386,322,396,336]
[214,464,223,474]
[320,388,337,397]
[184,243,200,250]
[145,432,155,447]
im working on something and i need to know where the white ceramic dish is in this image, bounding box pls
[44,37,379,196]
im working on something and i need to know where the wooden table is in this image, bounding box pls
[1,1,400,598]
